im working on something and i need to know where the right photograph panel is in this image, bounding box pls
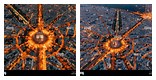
[80,4,152,76]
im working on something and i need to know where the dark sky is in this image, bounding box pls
[92,4,151,12]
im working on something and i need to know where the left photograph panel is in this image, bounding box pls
[4,4,76,76]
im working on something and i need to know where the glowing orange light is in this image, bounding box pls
[26,29,55,50]
[103,37,128,54]
[5,4,76,70]
[133,12,152,20]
